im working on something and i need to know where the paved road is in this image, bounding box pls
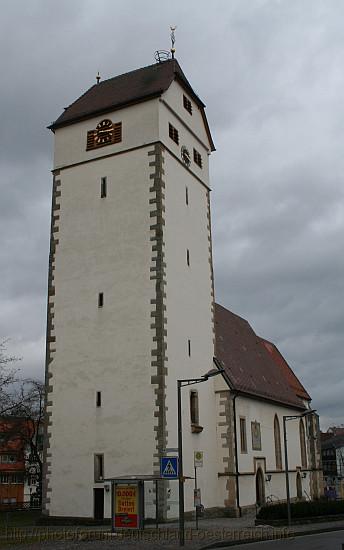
[2,517,344,549]
[3,530,343,550]
[218,530,344,550]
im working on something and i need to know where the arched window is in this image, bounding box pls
[274,415,282,470]
[299,419,307,468]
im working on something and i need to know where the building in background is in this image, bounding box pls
[0,418,25,508]
[321,430,344,499]
[0,417,42,509]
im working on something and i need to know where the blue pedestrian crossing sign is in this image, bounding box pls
[160,456,179,479]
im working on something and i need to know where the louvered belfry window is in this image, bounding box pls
[87,119,122,151]
[183,95,192,115]
[169,123,179,145]
[193,148,203,168]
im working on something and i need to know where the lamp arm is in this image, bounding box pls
[180,378,206,387]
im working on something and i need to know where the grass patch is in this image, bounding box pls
[0,511,41,530]
[257,499,344,520]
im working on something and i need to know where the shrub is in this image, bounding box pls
[257,499,344,520]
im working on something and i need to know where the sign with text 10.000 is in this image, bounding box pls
[115,485,139,529]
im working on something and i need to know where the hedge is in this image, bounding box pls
[257,499,344,520]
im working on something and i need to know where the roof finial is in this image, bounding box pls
[170,26,176,59]
[96,71,101,84]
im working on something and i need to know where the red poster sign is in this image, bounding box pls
[115,485,139,529]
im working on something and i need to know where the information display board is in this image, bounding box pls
[114,484,139,529]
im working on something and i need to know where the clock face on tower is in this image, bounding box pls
[86,118,122,151]
[181,145,191,167]
[95,119,114,145]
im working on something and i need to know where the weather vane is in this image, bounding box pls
[170,25,177,59]
[96,71,101,84]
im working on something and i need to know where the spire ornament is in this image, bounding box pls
[170,26,176,59]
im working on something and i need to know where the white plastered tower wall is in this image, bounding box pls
[44,100,161,518]
[43,65,221,518]
[158,81,220,516]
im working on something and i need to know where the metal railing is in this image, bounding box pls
[0,501,41,512]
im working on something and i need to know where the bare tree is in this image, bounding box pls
[0,339,20,415]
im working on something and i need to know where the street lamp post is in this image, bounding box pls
[177,367,224,547]
[282,415,292,527]
[283,409,316,527]
[177,379,184,547]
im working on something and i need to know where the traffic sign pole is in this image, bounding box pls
[194,465,198,529]
[177,380,185,546]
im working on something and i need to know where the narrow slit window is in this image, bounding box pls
[98,293,104,308]
[185,186,189,206]
[100,177,107,198]
[169,123,179,145]
[183,95,192,115]
[240,417,247,453]
[188,339,191,357]
[193,148,203,169]
[96,391,102,407]
[274,415,282,469]
[190,391,199,424]
[186,249,190,266]
[94,454,104,481]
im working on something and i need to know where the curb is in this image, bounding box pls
[200,524,344,549]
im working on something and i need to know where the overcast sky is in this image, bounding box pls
[1,0,343,429]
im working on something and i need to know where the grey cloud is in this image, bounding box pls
[1,0,343,431]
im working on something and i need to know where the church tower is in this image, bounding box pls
[43,58,220,519]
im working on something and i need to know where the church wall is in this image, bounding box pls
[235,396,312,507]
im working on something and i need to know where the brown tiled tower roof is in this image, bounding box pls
[49,59,215,150]
[215,303,307,409]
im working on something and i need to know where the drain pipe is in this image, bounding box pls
[232,393,241,517]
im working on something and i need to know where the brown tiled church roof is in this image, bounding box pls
[215,303,307,409]
[49,59,215,150]
[260,338,311,401]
